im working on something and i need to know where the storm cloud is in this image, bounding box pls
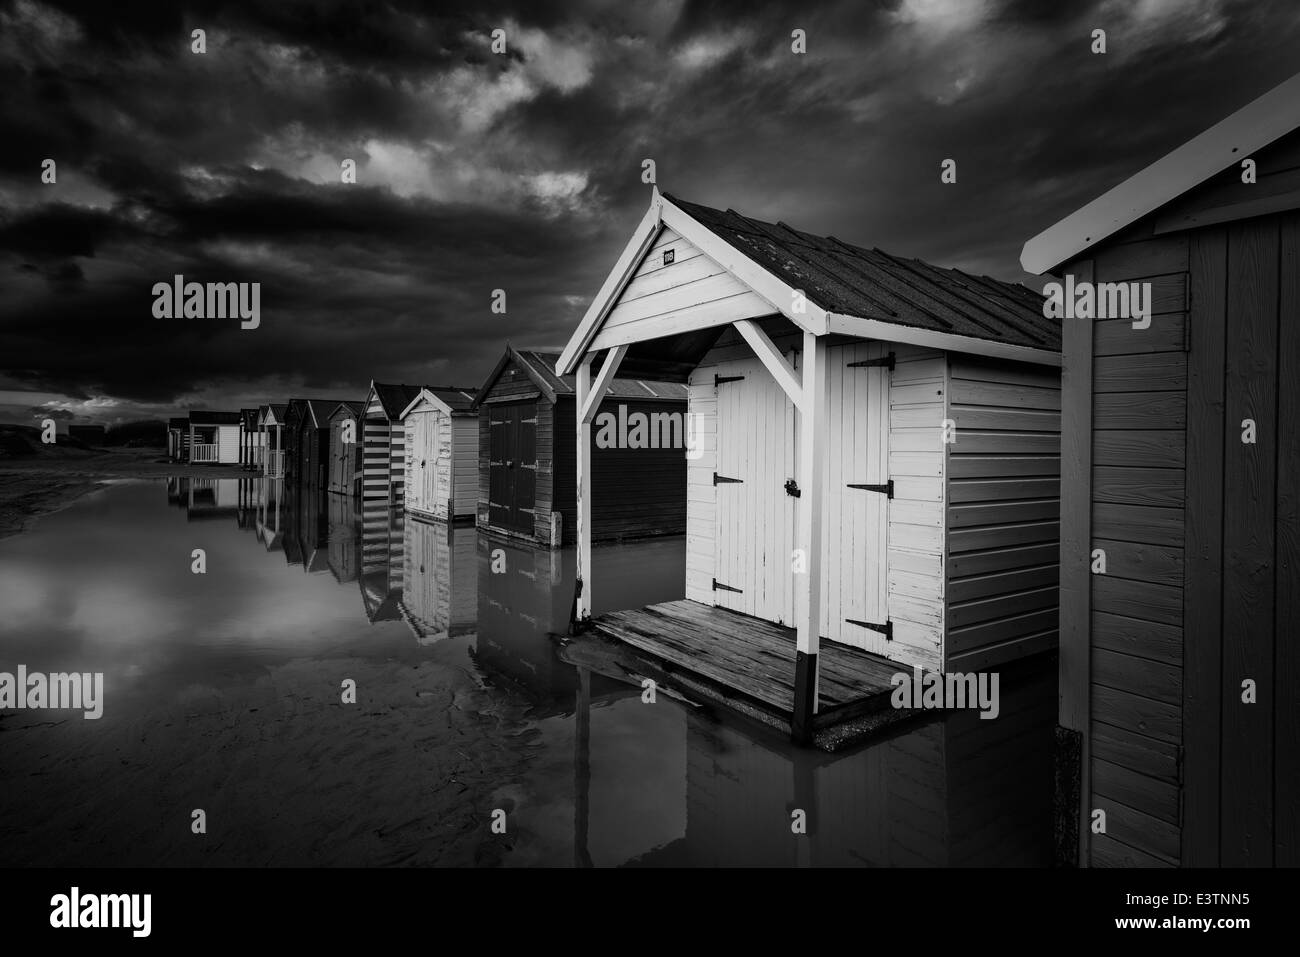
[1,0,1298,421]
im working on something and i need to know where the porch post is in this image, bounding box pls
[575,356,593,624]
[792,331,828,745]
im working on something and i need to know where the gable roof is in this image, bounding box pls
[284,398,355,429]
[1022,71,1300,274]
[327,400,365,421]
[477,346,689,406]
[560,189,1055,374]
[399,385,480,419]
[368,382,424,420]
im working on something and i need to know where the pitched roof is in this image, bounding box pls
[400,386,480,419]
[664,194,1054,352]
[426,386,478,412]
[369,382,424,419]
[269,404,287,419]
[477,346,689,406]
[285,398,356,429]
[328,400,365,420]
[189,410,240,425]
[1022,71,1300,274]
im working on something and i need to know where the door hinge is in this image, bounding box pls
[847,352,895,371]
[713,578,743,594]
[713,472,743,485]
[847,479,894,499]
[715,374,745,386]
[784,478,800,497]
[846,618,893,641]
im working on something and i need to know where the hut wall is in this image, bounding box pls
[1061,201,1299,869]
[942,354,1062,673]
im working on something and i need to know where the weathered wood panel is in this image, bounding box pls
[1180,224,1227,866]
[1220,218,1278,866]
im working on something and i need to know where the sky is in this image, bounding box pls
[2,0,1299,425]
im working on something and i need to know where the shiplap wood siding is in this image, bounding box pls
[403,400,477,522]
[1054,124,1300,868]
[216,425,239,463]
[591,226,774,351]
[362,390,404,503]
[943,355,1061,673]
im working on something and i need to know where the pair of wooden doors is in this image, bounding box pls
[711,343,890,650]
[488,401,537,535]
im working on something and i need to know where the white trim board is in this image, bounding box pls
[1021,71,1300,275]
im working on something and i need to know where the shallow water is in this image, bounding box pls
[0,476,1055,866]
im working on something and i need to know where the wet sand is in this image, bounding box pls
[0,448,243,540]
[0,638,545,867]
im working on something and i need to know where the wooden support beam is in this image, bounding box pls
[792,331,828,745]
[734,319,805,410]
[575,357,594,623]
[1058,257,1094,866]
[579,344,628,425]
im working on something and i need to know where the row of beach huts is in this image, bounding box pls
[166,345,689,545]
[169,74,1297,868]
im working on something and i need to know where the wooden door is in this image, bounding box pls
[713,356,797,624]
[819,342,891,653]
[488,401,537,535]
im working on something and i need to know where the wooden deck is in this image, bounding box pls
[587,599,905,734]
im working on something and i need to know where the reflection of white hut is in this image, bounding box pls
[399,387,478,523]
[397,517,477,644]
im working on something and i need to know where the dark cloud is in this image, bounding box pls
[2,0,1299,420]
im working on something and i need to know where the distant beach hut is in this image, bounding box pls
[473,346,688,547]
[399,386,478,522]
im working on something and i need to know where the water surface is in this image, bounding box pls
[0,477,1054,866]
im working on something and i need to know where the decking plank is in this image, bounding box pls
[591,599,900,718]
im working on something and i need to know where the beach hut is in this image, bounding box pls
[260,404,288,478]
[238,408,261,471]
[282,400,309,486]
[1021,72,1300,868]
[399,386,479,522]
[167,417,189,461]
[187,411,240,464]
[327,401,365,496]
[362,382,423,506]
[474,347,688,547]
[286,398,352,490]
[557,190,1061,744]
